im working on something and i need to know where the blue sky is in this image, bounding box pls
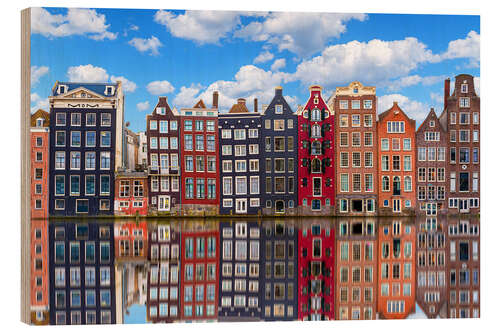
[30,8,479,132]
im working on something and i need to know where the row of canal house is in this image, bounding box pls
[42,215,478,325]
[42,74,479,218]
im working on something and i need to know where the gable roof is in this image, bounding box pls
[378,101,416,128]
[30,109,50,127]
[417,108,446,133]
[193,99,206,109]
[153,96,174,115]
[228,98,250,114]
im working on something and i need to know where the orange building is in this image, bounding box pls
[377,219,416,319]
[30,110,50,324]
[114,171,149,216]
[114,221,149,260]
[377,102,416,214]
[336,218,378,320]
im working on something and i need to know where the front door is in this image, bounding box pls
[459,199,469,213]
[393,199,401,212]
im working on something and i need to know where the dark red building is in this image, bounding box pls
[297,218,335,320]
[179,94,219,215]
[297,85,335,215]
[179,220,219,321]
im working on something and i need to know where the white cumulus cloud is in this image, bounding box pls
[147,80,175,95]
[67,64,109,82]
[291,37,439,89]
[253,50,274,64]
[173,84,204,108]
[30,92,49,113]
[385,74,447,91]
[440,31,480,67]
[31,66,49,85]
[110,75,137,92]
[154,10,242,44]
[234,12,367,57]
[271,58,286,71]
[128,36,163,56]
[136,101,150,112]
[31,7,117,40]
[175,65,289,111]
[378,94,430,123]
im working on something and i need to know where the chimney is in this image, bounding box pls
[159,96,167,103]
[212,91,219,109]
[275,86,283,96]
[444,78,450,110]
[254,98,258,113]
[237,98,246,106]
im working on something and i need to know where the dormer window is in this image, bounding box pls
[156,107,166,115]
[36,118,44,127]
[461,83,468,93]
[81,92,86,98]
[58,85,67,94]
[353,87,359,93]
[105,86,114,96]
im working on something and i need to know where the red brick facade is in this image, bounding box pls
[377,102,416,214]
[114,172,149,216]
[332,82,378,215]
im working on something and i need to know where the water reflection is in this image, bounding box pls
[43,215,479,324]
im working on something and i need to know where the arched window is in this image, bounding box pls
[404,176,412,192]
[311,108,321,121]
[303,110,309,119]
[311,158,321,173]
[311,141,322,155]
[393,176,401,195]
[382,176,390,191]
[311,124,321,138]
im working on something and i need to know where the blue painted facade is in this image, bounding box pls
[49,82,119,216]
[260,219,298,320]
[260,87,298,214]
[218,220,262,321]
[218,99,262,215]
[48,221,116,325]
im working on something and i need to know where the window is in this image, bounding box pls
[387,121,405,133]
[71,131,81,147]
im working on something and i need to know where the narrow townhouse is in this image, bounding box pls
[416,109,448,216]
[137,131,148,170]
[146,222,181,323]
[30,109,50,324]
[296,85,335,215]
[446,217,479,318]
[260,220,298,321]
[330,82,378,215]
[439,75,480,213]
[218,98,261,215]
[114,221,148,323]
[336,218,378,320]
[180,220,219,321]
[377,102,416,215]
[218,220,262,321]
[297,218,335,320]
[261,87,298,214]
[48,81,125,216]
[49,222,115,324]
[146,97,181,214]
[377,219,416,319]
[114,171,149,216]
[415,215,448,318]
[180,94,220,215]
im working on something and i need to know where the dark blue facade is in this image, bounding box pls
[260,219,298,320]
[260,87,298,214]
[218,107,262,215]
[218,220,262,321]
[49,82,118,216]
[48,221,116,325]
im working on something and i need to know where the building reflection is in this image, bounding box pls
[45,216,479,324]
